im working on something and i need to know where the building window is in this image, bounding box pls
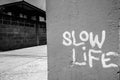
[23,15,27,19]
[39,16,45,22]
[7,12,12,16]
[20,13,23,18]
[31,16,36,21]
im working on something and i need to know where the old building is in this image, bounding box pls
[0,0,46,50]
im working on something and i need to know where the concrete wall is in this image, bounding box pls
[0,24,46,50]
[47,0,120,80]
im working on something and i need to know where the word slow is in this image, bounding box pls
[62,30,118,68]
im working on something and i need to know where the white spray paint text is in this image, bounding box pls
[62,30,118,68]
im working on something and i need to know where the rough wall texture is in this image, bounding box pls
[47,0,120,80]
[0,24,46,51]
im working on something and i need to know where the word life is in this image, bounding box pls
[62,30,118,68]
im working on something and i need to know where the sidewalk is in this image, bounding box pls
[0,45,47,80]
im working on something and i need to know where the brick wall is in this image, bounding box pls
[0,24,46,51]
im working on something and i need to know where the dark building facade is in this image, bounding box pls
[0,1,46,51]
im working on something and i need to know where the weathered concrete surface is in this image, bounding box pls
[0,45,47,80]
[47,0,120,80]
